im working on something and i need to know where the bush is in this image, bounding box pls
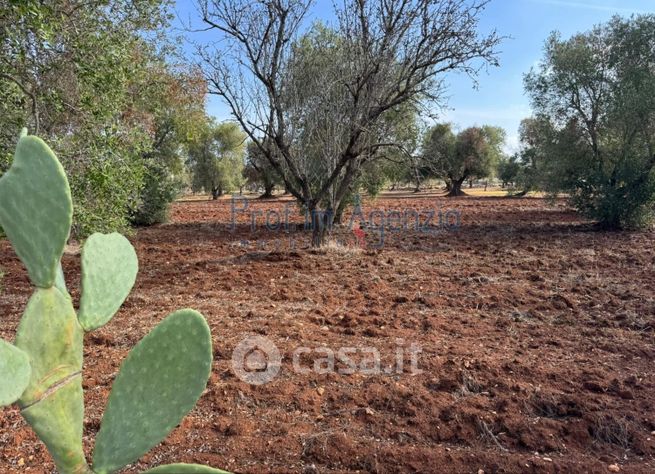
[67,147,145,238]
[131,161,181,226]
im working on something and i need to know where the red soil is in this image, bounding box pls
[1,193,654,473]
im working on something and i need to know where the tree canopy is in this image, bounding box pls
[188,121,247,200]
[0,0,206,236]
[422,124,505,196]
[524,14,655,228]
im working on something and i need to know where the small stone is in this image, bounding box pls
[303,465,319,474]
[477,470,485,474]
[317,387,325,396]
[543,457,552,462]
[608,464,620,473]
[355,406,375,417]
[17,459,24,467]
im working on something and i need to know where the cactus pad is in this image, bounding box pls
[0,133,72,288]
[143,464,231,473]
[21,376,88,473]
[54,261,68,295]
[0,339,31,406]
[78,232,138,331]
[15,288,84,406]
[92,309,213,474]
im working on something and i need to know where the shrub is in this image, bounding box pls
[131,161,181,226]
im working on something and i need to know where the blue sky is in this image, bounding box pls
[175,0,652,153]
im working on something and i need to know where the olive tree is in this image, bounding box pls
[524,15,655,229]
[422,124,504,196]
[197,0,502,246]
[244,140,282,198]
[188,121,246,199]
[497,155,521,189]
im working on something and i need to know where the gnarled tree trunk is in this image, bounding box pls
[446,177,467,197]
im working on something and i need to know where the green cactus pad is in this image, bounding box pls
[15,288,84,406]
[54,261,68,295]
[0,134,72,288]
[78,232,138,331]
[21,375,89,473]
[0,339,31,406]
[142,464,231,473]
[93,310,213,474]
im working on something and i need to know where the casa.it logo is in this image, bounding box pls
[232,335,423,385]
[231,335,282,385]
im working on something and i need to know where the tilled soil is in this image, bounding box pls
[1,193,654,473]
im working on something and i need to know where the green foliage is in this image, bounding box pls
[0,133,225,473]
[131,67,207,225]
[360,161,388,197]
[480,125,506,179]
[525,15,655,229]
[188,121,246,199]
[497,155,522,188]
[132,160,182,226]
[421,123,505,195]
[0,1,206,237]
[512,116,554,194]
[376,103,422,191]
[66,130,147,238]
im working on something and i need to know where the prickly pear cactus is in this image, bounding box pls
[0,131,227,474]
[0,129,73,288]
